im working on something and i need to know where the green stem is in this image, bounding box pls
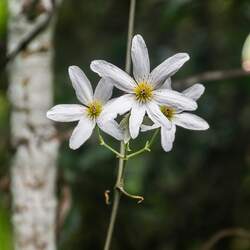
[102,143,124,158]
[126,128,160,159]
[126,141,150,159]
[103,143,126,250]
[98,129,124,158]
[103,1,136,249]
[125,0,136,73]
[148,128,160,147]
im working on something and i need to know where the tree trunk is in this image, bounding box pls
[7,1,59,250]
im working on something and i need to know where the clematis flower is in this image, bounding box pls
[90,34,198,139]
[47,66,123,150]
[141,82,209,152]
[161,78,205,101]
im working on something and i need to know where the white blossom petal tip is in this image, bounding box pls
[94,78,113,104]
[154,89,198,111]
[129,104,146,139]
[47,104,85,122]
[140,124,160,132]
[97,116,124,141]
[68,65,93,105]
[161,125,176,152]
[69,117,95,150]
[173,113,209,130]
[90,60,136,92]
[131,34,150,82]
[182,83,205,101]
[150,53,190,88]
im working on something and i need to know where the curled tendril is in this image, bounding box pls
[104,190,111,205]
[116,186,144,204]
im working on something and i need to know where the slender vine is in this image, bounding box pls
[103,1,136,250]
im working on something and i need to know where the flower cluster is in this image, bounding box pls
[47,34,209,151]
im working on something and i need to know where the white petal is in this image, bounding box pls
[182,83,205,101]
[47,104,85,122]
[119,114,131,143]
[154,88,197,111]
[141,123,160,132]
[173,113,209,130]
[94,78,113,104]
[161,78,172,89]
[119,113,131,144]
[97,116,123,141]
[129,104,146,139]
[68,66,93,105]
[101,94,134,120]
[161,124,176,152]
[69,117,95,150]
[90,60,136,92]
[149,53,190,88]
[131,34,150,83]
[146,101,171,128]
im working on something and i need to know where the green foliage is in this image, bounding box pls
[0,92,9,127]
[0,92,10,177]
[0,201,13,250]
[0,0,7,38]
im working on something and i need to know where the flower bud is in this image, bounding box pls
[242,33,250,72]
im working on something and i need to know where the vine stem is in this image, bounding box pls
[103,143,126,250]
[103,0,136,250]
[125,0,136,73]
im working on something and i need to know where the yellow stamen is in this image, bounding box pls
[160,106,175,120]
[87,100,102,119]
[134,82,153,103]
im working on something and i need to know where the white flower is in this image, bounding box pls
[161,78,205,101]
[90,34,198,139]
[141,81,209,152]
[47,66,123,150]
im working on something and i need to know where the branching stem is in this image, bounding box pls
[148,128,160,147]
[97,129,124,158]
[103,1,136,250]
[126,141,151,159]
[126,129,159,159]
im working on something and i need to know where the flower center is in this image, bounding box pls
[134,82,153,103]
[160,106,175,120]
[87,101,102,119]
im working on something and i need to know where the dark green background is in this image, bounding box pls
[1,0,250,249]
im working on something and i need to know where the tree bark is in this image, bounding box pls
[7,1,59,250]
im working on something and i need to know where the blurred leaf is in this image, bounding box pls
[0,0,7,38]
[0,200,13,250]
[0,92,9,128]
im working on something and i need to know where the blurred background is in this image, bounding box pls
[1,0,250,250]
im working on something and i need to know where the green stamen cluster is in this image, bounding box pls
[87,101,102,119]
[134,82,153,103]
[160,106,175,120]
